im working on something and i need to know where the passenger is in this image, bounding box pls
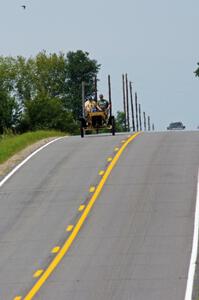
[98,94,110,112]
[84,96,101,114]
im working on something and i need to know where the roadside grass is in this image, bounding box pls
[0,130,66,164]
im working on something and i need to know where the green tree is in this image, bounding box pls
[0,56,16,92]
[14,52,68,103]
[0,56,21,133]
[65,50,100,119]
[14,56,36,103]
[115,111,126,132]
[13,52,70,132]
[0,51,101,134]
[0,89,19,134]
[20,95,78,133]
[34,51,68,99]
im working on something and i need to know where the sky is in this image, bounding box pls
[0,0,199,130]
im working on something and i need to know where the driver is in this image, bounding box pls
[97,94,110,112]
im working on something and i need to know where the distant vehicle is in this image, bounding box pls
[167,122,185,130]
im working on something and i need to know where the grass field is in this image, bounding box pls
[0,130,65,164]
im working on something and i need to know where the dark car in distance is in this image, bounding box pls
[167,122,185,130]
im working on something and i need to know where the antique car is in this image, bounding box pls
[80,76,115,138]
[80,108,115,137]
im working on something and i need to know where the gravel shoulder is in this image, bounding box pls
[0,137,59,179]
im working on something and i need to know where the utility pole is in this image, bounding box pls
[125,74,130,131]
[143,112,146,131]
[82,81,85,118]
[139,104,142,131]
[108,75,112,117]
[148,116,151,131]
[129,81,135,131]
[152,123,155,131]
[122,74,127,131]
[135,92,139,131]
[94,76,97,101]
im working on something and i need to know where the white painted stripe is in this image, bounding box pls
[0,137,64,188]
[184,169,199,300]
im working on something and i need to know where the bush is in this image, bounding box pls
[19,95,78,133]
[0,89,20,134]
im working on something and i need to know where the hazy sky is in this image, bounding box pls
[1,0,199,130]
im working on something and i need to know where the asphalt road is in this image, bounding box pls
[0,132,199,300]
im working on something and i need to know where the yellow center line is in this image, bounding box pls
[66,225,74,232]
[13,297,22,300]
[89,186,95,193]
[99,170,105,176]
[33,270,44,278]
[51,246,60,254]
[23,132,140,300]
[78,204,85,212]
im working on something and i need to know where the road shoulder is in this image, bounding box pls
[0,137,58,179]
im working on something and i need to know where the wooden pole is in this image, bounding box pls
[125,74,130,131]
[108,75,112,117]
[94,76,97,101]
[148,116,151,131]
[139,104,142,131]
[122,74,127,131]
[82,81,85,118]
[129,82,135,131]
[143,112,146,131]
[135,92,139,131]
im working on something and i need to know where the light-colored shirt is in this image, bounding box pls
[84,100,97,112]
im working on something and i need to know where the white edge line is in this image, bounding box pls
[0,137,64,188]
[184,169,199,300]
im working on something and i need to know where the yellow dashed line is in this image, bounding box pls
[121,140,126,143]
[51,246,60,254]
[107,157,112,162]
[13,297,22,300]
[33,270,44,278]
[89,186,95,193]
[99,170,105,176]
[78,205,85,212]
[66,225,74,232]
[22,132,141,300]
[114,147,119,152]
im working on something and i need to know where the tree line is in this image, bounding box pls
[1,52,199,135]
[0,50,100,134]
